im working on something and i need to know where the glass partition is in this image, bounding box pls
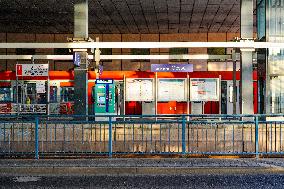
[60,87,74,102]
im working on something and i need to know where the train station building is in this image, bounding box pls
[2,0,284,160]
[0,0,281,116]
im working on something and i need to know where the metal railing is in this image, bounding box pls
[1,114,284,159]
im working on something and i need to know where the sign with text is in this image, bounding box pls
[190,78,219,102]
[73,52,81,67]
[95,79,113,84]
[16,64,49,77]
[151,64,193,72]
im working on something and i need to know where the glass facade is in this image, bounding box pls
[271,76,284,113]
[266,0,284,113]
[257,0,266,40]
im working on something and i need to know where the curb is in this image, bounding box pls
[0,166,282,176]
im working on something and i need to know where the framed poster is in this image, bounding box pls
[126,78,154,101]
[158,79,187,101]
[190,78,219,101]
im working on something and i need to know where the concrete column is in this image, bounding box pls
[240,0,254,114]
[74,0,88,38]
[74,0,88,116]
[240,51,254,114]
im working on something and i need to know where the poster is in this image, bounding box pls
[190,78,219,101]
[158,79,187,101]
[126,79,154,101]
[36,81,46,93]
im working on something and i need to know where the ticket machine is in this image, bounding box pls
[93,79,115,114]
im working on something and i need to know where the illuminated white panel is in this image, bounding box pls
[125,78,154,101]
[158,79,187,101]
[190,78,220,102]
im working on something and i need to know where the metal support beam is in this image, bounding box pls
[94,37,101,79]
[0,42,283,49]
[232,50,237,114]
[240,0,254,114]
[0,54,232,60]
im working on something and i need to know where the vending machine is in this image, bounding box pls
[93,79,115,114]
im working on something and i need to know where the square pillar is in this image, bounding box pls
[74,0,88,115]
[240,0,254,114]
[240,50,254,114]
[74,0,88,38]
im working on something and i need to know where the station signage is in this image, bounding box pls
[16,64,49,77]
[95,79,113,84]
[151,64,193,72]
[73,52,81,67]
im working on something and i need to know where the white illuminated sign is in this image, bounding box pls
[16,64,49,77]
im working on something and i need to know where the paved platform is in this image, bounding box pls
[1,158,284,176]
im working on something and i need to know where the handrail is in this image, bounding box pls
[0,113,263,118]
[2,113,284,159]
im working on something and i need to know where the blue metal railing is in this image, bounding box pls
[1,114,284,159]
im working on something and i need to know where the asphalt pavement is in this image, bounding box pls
[1,158,284,188]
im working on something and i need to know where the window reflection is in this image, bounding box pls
[0,87,13,102]
[60,87,74,102]
[50,86,58,103]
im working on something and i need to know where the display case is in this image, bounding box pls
[157,79,187,102]
[125,78,154,101]
[190,78,220,102]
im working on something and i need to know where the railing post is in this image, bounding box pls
[35,117,39,160]
[108,116,113,158]
[255,116,259,158]
[182,115,186,155]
